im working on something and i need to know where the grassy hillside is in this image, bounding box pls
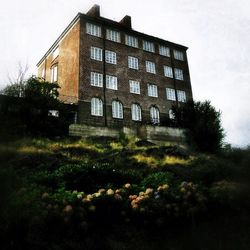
[1,136,250,250]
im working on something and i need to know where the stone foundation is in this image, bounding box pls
[69,124,185,146]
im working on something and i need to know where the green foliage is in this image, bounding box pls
[172,100,225,153]
[1,136,250,250]
[141,172,174,188]
[0,82,25,97]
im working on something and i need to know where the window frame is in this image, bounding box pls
[173,50,184,61]
[159,45,170,57]
[150,106,160,124]
[105,50,117,64]
[91,72,103,87]
[50,64,58,83]
[143,40,155,52]
[174,68,184,81]
[147,84,158,97]
[177,90,186,102]
[146,61,156,74]
[166,88,176,101]
[112,100,123,119]
[91,46,103,61]
[106,75,118,90]
[129,80,140,94]
[131,103,142,121]
[86,22,101,37]
[91,97,103,116]
[164,66,173,78]
[106,29,121,43]
[128,56,139,70]
[125,35,138,48]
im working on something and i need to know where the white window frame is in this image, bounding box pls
[106,75,118,90]
[91,98,103,116]
[50,65,58,83]
[173,50,184,61]
[112,100,123,119]
[150,106,160,124]
[91,72,103,87]
[166,88,176,101]
[91,47,102,61]
[143,40,155,52]
[131,104,142,121]
[41,68,45,79]
[129,80,140,94]
[106,29,121,43]
[169,109,175,120]
[177,90,186,102]
[86,23,101,37]
[159,45,170,57]
[148,84,158,97]
[164,66,173,78]
[146,61,156,74]
[174,68,184,80]
[128,56,139,70]
[52,47,59,60]
[105,50,117,64]
[125,35,138,48]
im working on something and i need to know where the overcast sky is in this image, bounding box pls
[0,0,250,147]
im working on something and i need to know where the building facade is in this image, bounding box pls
[37,5,193,129]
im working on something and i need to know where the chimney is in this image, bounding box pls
[86,4,100,17]
[119,15,132,29]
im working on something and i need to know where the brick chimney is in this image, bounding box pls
[86,4,100,17]
[119,15,132,29]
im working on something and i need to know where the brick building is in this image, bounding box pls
[37,5,193,130]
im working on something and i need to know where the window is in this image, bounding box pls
[148,84,158,97]
[105,50,117,64]
[131,104,142,121]
[169,109,175,119]
[128,56,139,70]
[150,107,160,124]
[86,23,101,37]
[52,47,59,60]
[112,100,123,119]
[174,50,184,61]
[125,35,138,48]
[129,80,140,94]
[106,75,118,90]
[106,29,120,42]
[91,47,102,61]
[164,66,173,78]
[41,68,45,79]
[143,41,155,52]
[166,88,176,101]
[174,68,184,80]
[48,110,59,117]
[159,45,170,57]
[146,61,156,74]
[50,65,58,83]
[91,72,103,87]
[91,98,103,116]
[177,90,186,102]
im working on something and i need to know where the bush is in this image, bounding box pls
[141,172,174,188]
[172,100,224,153]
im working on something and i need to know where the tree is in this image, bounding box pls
[172,100,225,153]
[1,62,29,97]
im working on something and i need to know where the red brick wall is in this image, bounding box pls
[78,17,192,127]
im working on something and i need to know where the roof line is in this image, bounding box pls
[37,12,188,67]
[36,13,81,67]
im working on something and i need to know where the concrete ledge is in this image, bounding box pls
[69,124,185,145]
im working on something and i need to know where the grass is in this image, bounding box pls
[0,135,250,250]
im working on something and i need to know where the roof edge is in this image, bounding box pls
[36,13,81,67]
